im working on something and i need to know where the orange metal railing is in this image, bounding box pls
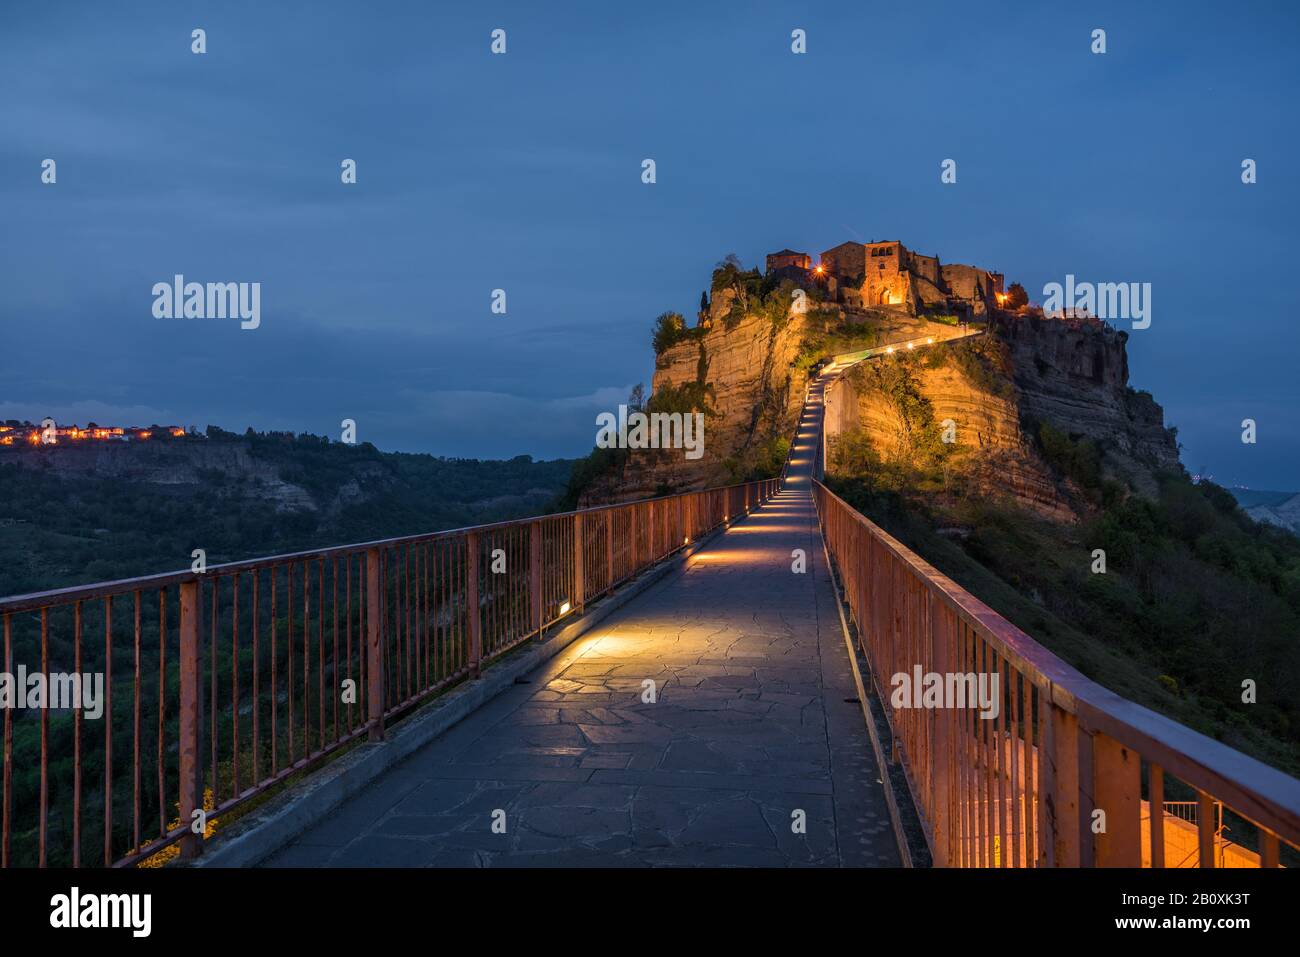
[814,480,1300,868]
[0,478,779,867]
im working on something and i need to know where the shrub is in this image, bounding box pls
[652,312,695,353]
[646,380,715,416]
[951,336,1016,400]
[1038,421,1102,489]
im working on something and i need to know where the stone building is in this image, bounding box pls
[763,249,815,288]
[765,249,811,274]
[814,239,1004,318]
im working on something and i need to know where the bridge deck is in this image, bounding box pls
[264,382,899,867]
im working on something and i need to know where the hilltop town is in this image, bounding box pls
[573,237,1165,511]
[747,239,1007,320]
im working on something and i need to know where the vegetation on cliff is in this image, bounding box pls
[708,255,826,332]
[651,311,701,355]
[558,377,719,508]
[791,308,884,374]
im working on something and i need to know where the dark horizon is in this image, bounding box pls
[2,0,1297,488]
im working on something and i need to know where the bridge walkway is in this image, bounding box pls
[263,378,900,867]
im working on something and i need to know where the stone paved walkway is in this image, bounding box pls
[263,378,900,867]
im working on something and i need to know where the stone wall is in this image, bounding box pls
[820,241,867,279]
[908,252,942,285]
[940,263,993,315]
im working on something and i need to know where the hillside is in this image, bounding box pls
[0,432,573,596]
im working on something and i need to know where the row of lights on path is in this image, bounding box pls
[884,337,936,355]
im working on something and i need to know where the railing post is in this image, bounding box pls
[605,509,614,592]
[572,514,584,611]
[365,548,384,742]
[529,521,543,640]
[630,504,638,575]
[178,580,202,859]
[467,532,481,677]
[1261,830,1281,868]
[1149,764,1166,868]
[1092,731,1141,866]
[930,594,953,867]
[1197,790,1216,868]
[1043,702,1081,867]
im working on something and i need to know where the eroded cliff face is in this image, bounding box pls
[579,311,813,503]
[579,283,1181,523]
[827,348,1076,521]
[825,315,1182,521]
[996,315,1180,497]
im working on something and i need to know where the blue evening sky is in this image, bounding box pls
[1,0,1296,488]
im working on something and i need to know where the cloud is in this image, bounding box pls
[0,399,177,427]
[378,385,635,459]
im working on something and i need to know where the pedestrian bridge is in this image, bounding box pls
[2,346,1298,868]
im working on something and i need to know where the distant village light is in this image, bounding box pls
[1,421,190,449]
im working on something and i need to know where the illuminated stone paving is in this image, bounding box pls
[265,378,900,866]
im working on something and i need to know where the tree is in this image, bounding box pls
[1007,282,1029,309]
[652,312,688,353]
